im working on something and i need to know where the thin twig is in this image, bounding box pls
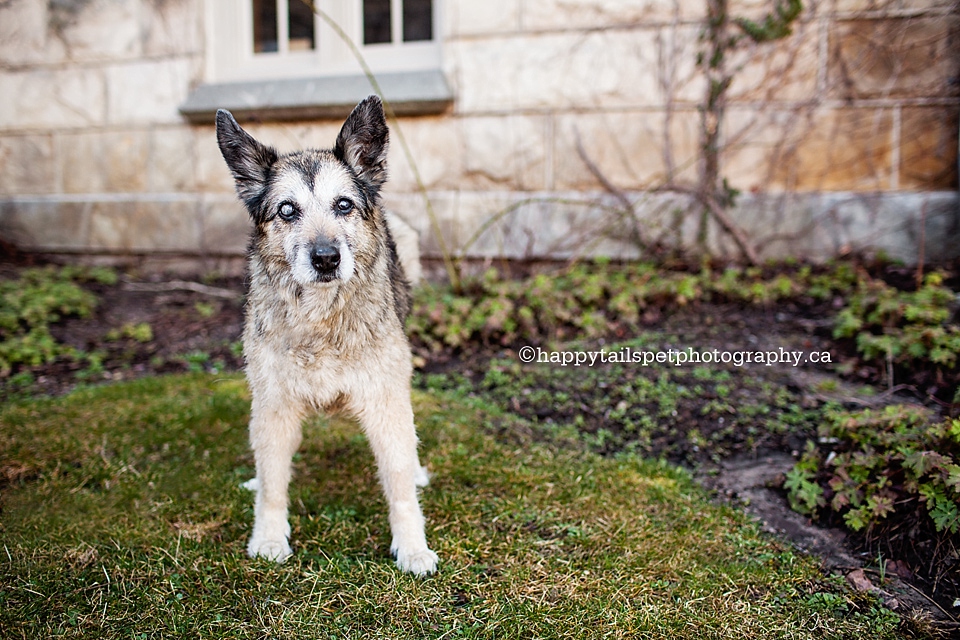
[303,1,461,290]
[121,280,240,299]
[573,130,650,252]
[899,579,959,624]
[657,183,760,265]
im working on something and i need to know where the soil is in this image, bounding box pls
[1,254,958,632]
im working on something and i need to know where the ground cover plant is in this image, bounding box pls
[0,265,116,381]
[784,406,960,598]
[0,374,914,638]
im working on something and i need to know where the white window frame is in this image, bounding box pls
[205,0,442,83]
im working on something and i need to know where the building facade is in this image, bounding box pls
[0,0,957,271]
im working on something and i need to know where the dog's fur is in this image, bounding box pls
[215,96,438,576]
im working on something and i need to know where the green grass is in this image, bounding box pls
[0,374,904,638]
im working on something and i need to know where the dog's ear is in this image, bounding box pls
[216,109,278,213]
[334,95,389,189]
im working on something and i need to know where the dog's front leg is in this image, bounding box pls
[353,389,438,576]
[247,399,303,562]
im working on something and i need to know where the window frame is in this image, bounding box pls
[205,0,443,84]
[183,0,451,122]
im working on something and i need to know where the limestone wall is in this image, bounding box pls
[0,0,957,269]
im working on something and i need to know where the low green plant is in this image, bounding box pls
[0,266,108,377]
[178,350,212,373]
[833,272,960,385]
[785,405,960,535]
[105,322,154,344]
[407,261,861,355]
[194,301,217,319]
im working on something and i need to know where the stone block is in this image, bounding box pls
[106,57,200,125]
[382,190,461,257]
[899,106,959,191]
[142,0,204,57]
[60,130,149,194]
[448,36,525,113]
[719,192,960,263]
[248,121,346,153]
[383,116,464,191]
[553,110,701,191]
[445,0,520,36]
[201,195,251,255]
[727,20,820,102]
[195,123,236,194]
[724,107,894,192]
[452,28,698,113]
[828,17,960,100]
[0,198,91,250]
[457,115,549,191]
[522,0,707,29]
[148,126,199,193]
[0,0,65,66]
[48,0,141,62]
[729,0,790,23]
[87,198,202,252]
[834,0,957,13]
[431,190,663,260]
[474,190,701,260]
[0,135,57,195]
[0,68,106,131]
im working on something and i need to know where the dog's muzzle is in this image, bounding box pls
[310,242,341,279]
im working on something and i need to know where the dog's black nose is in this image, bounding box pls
[310,242,340,275]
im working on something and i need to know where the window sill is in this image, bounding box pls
[179,69,453,123]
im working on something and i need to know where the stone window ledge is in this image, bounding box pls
[179,69,453,123]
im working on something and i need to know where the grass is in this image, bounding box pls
[0,374,906,638]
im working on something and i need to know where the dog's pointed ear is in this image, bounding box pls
[334,95,389,189]
[216,109,278,211]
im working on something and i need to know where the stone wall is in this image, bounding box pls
[0,0,957,270]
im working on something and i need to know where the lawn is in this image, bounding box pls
[0,374,904,638]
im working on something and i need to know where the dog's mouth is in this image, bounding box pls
[313,272,339,284]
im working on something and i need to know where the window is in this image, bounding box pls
[181,0,450,122]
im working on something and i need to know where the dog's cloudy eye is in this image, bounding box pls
[336,198,354,214]
[278,202,299,221]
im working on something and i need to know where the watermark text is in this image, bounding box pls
[517,345,830,367]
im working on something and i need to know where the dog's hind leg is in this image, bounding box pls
[351,386,438,576]
[247,398,304,562]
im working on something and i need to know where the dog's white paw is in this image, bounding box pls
[241,477,259,491]
[248,536,292,563]
[394,547,439,576]
[414,465,431,488]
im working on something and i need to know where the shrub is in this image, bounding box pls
[785,405,960,536]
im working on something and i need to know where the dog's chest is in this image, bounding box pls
[246,290,383,368]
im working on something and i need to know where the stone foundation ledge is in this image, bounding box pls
[1,191,956,273]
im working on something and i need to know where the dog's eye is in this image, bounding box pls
[335,198,354,215]
[278,202,299,221]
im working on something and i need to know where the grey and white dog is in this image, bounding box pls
[215,96,438,576]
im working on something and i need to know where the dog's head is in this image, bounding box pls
[215,96,389,287]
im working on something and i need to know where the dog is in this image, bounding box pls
[215,95,438,576]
